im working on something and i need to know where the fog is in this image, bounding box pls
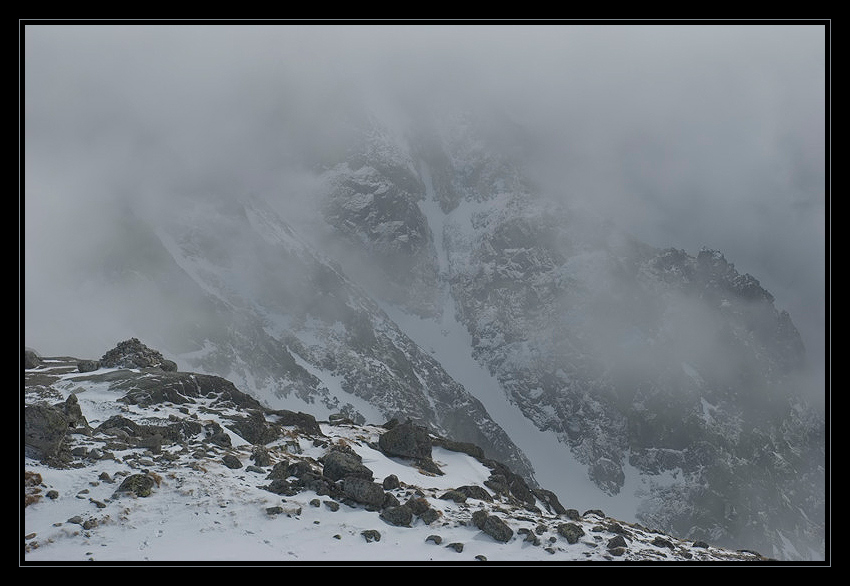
[23,23,826,393]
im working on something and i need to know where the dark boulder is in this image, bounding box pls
[322,450,374,482]
[114,473,156,498]
[456,485,493,502]
[382,492,401,509]
[296,472,341,498]
[380,504,413,527]
[471,511,513,543]
[266,459,290,480]
[378,420,432,460]
[563,508,581,521]
[605,522,632,538]
[113,372,199,406]
[226,410,280,445]
[419,507,440,525]
[24,403,70,463]
[404,496,431,516]
[557,522,585,544]
[96,415,140,438]
[439,490,467,503]
[652,536,675,550]
[382,474,400,490]
[607,534,628,550]
[269,409,323,436]
[262,478,299,496]
[342,477,386,510]
[222,454,242,469]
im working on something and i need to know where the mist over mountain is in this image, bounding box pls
[23,23,827,562]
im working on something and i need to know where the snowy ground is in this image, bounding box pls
[23,360,770,565]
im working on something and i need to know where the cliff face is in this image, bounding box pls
[298,110,824,560]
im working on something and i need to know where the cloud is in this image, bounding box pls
[23,23,826,381]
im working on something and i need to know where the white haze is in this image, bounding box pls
[23,23,826,398]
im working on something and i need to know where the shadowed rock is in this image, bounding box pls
[378,419,432,459]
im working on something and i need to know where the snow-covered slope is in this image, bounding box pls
[23,351,773,564]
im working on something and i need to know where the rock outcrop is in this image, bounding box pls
[23,345,777,562]
[99,338,178,371]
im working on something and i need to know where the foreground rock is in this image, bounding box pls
[23,342,776,562]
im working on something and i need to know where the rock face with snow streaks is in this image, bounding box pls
[304,110,824,561]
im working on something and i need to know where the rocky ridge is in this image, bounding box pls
[23,341,771,563]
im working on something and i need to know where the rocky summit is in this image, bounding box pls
[23,341,774,564]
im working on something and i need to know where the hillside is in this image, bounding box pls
[23,344,773,564]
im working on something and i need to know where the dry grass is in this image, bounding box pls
[24,471,44,507]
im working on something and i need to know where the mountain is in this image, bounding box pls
[284,108,826,560]
[22,107,824,562]
[87,192,534,486]
[23,345,775,563]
